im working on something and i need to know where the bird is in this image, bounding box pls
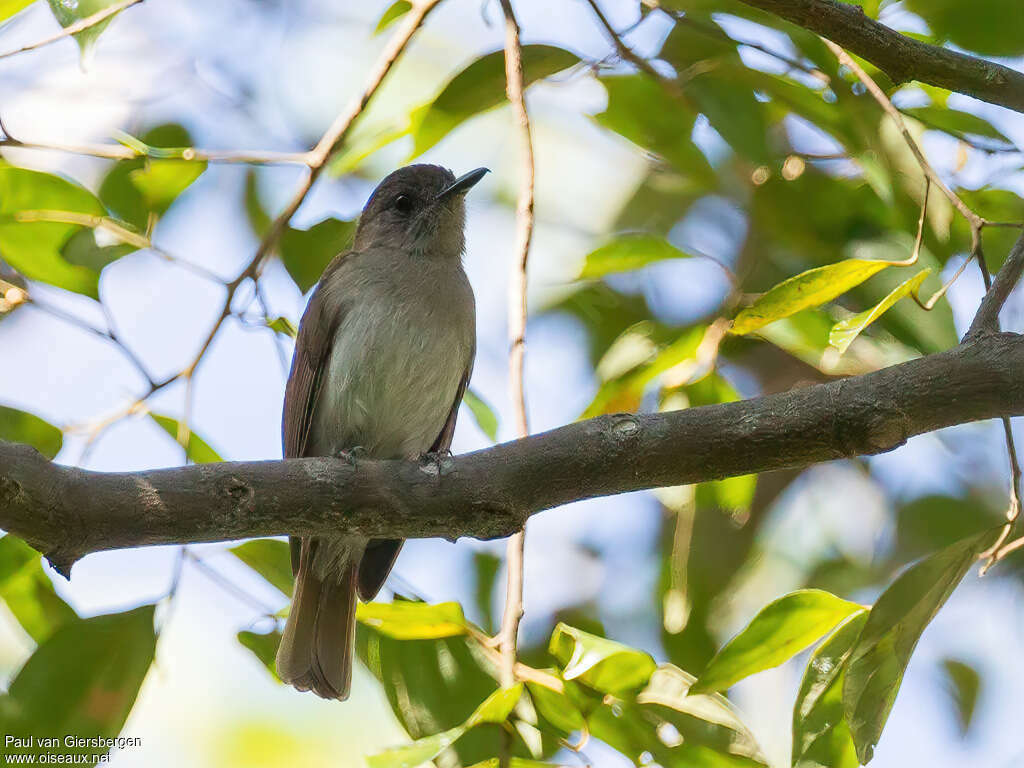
[275,164,487,700]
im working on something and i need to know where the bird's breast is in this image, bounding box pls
[307,266,474,460]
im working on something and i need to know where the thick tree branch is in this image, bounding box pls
[4,331,1024,576]
[736,0,1024,114]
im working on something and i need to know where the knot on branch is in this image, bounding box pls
[834,397,911,457]
[218,475,255,522]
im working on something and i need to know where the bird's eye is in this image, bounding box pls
[394,194,413,215]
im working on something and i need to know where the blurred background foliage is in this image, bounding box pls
[0,0,1023,766]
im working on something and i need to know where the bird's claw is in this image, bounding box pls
[337,446,367,465]
[418,449,453,477]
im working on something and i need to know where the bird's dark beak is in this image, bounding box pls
[437,167,490,201]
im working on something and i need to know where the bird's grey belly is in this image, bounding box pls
[307,304,468,460]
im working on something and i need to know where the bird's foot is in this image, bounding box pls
[337,446,368,466]
[418,449,453,477]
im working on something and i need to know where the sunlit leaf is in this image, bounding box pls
[466,683,522,726]
[731,259,893,335]
[356,601,467,640]
[549,623,656,694]
[792,611,867,768]
[368,685,522,768]
[412,45,579,157]
[691,590,862,695]
[582,326,705,419]
[0,405,62,459]
[267,316,297,338]
[0,535,77,643]
[0,164,107,298]
[903,0,1024,56]
[237,628,282,681]
[829,269,930,354]
[1,606,156,758]
[46,0,130,62]
[579,234,695,279]
[99,124,200,230]
[149,413,223,464]
[462,388,499,442]
[375,0,411,34]
[637,665,767,764]
[278,217,353,293]
[0,0,34,22]
[230,539,293,597]
[843,529,997,764]
[128,159,205,215]
[939,658,980,737]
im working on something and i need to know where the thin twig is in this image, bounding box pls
[0,136,311,166]
[0,0,145,61]
[967,234,1024,339]
[497,5,534,765]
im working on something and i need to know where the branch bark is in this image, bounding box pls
[736,0,1024,114]
[4,331,1024,576]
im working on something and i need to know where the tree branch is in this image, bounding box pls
[967,232,1024,338]
[5,331,1024,577]
[0,0,145,61]
[736,0,1024,114]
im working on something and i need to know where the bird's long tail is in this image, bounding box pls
[276,538,357,700]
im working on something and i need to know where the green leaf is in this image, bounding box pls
[549,623,657,694]
[368,684,522,768]
[99,124,200,230]
[939,658,980,737]
[526,681,585,734]
[0,164,107,298]
[267,316,297,338]
[731,259,893,336]
[375,0,411,33]
[149,413,223,464]
[583,325,705,418]
[843,529,997,764]
[792,611,867,768]
[356,601,467,639]
[596,74,713,182]
[2,606,155,757]
[0,405,62,459]
[637,664,767,764]
[278,217,353,293]
[902,106,1014,146]
[691,590,863,695]
[237,628,282,680]
[368,724,466,768]
[463,388,499,442]
[230,539,293,597]
[829,268,931,354]
[466,683,523,726]
[127,159,205,215]
[579,234,695,279]
[412,46,579,157]
[903,0,1024,56]
[0,0,35,23]
[687,72,771,164]
[46,0,129,62]
[0,535,77,643]
[61,228,134,273]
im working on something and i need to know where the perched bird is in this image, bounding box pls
[275,164,486,699]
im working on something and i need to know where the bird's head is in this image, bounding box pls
[353,164,489,257]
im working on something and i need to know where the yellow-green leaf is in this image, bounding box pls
[356,601,467,639]
[374,0,411,33]
[466,683,523,727]
[463,388,499,442]
[149,413,223,464]
[829,269,930,354]
[0,405,62,459]
[230,539,293,597]
[731,259,893,336]
[691,590,863,695]
[549,623,656,694]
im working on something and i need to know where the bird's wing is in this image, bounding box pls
[283,253,351,575]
